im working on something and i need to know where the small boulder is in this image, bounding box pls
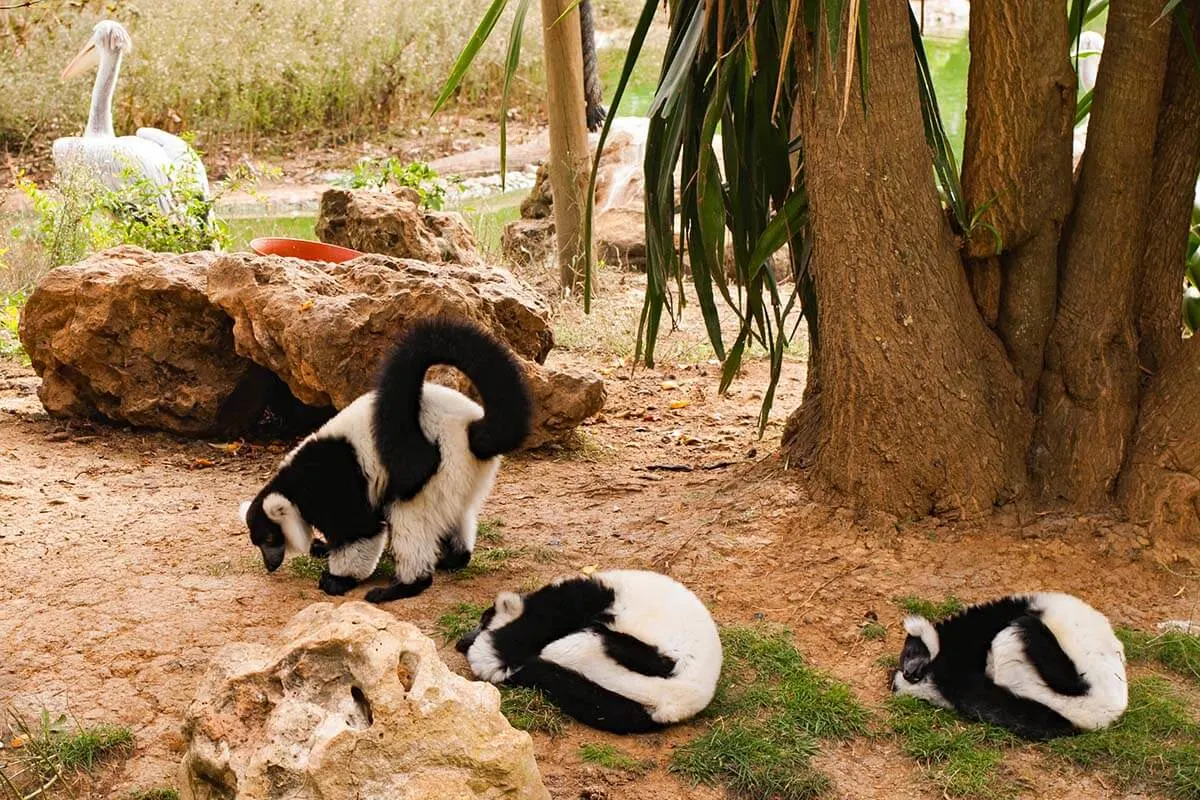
[502,218,555,270]
[205,253,560,409]
[18,246,272,436]
[315,188,479,265]
[524,364,607,449]
[179,601,549,800]
[519,164,554,220]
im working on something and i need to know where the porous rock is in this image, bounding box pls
[315,188,480,265]
[204,252,555,410]
[17,246,271,436]
[179,601,549,800]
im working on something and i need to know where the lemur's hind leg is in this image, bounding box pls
[436,527,473,571]
[319,530,387,596]
[365,573,434,603]
[437,507,482,571]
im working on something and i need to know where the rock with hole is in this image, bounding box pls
[179,601,549,800]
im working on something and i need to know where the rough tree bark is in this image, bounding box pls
[1132,10,1200,375]
[783,0,1029,517]
[540,0,591,293]
[1117,6,1200,537]
[960,0,1075,407]
[1033,0,1172,507]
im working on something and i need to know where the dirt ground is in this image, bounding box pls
[1,285,1197,800]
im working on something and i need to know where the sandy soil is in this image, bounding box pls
[1,298,1197,800]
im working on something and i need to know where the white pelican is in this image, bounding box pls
[53,20,209,216]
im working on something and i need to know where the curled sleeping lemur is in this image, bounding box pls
[239,317,532,603]
[457,569,722,733]
[892,592,1128,739]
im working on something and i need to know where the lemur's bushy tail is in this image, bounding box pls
[373,317,532,489]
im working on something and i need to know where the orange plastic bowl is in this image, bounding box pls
[249,237,364,263]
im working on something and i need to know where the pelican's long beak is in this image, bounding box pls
[61,39,100,81]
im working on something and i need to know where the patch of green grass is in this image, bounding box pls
[894,595,966,622]
[1048,677,1200,800]
[286,554,327,581]
[436,602,487,643]
[1,710,135,796]
[128,790,179,800]
[285,553,395,582]
[476,517,506,544]
[499,686,567,736]
[669,625,867,800]
[451,547,520,580]
[886,695,1018,799]
[578,743,655,775]
[860,621,888,641]
[1119,627,1200,686]
[0,292,27,364]
[672,722,828,799]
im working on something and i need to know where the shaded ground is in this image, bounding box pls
[0,283,1196,799]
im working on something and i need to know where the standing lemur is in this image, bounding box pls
[239,317,532,603]
[580,0,606,132]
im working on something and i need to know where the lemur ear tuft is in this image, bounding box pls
[238,500,252,525]
[496,591,524,617]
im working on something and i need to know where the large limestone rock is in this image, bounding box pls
[316,188,480,265]
[180,601,549,800]
[204,252,554,410]
[18,246,272,436]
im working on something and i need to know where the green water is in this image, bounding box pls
[225,215,315,252]
[923,33,970,161]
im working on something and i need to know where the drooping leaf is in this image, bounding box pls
[582,0,661,309]
[431,0,511,115]
[909,4,966,230]
[499,0,532,189]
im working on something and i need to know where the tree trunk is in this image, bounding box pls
[1117,6,1200,538]
[784,0,1029,517]
[1117,344,1200,538]
[540,0,591,293]
[960,0,1075,406]
[1033,0,1171,506]
[1134,6,1200,375]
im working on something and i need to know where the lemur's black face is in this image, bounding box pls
[897,635,933,686]
[455,606,498,654]
[244,494,286,573]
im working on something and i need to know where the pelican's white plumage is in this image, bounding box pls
[52,21,209,216]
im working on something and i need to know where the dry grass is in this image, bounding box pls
[0,0,560,153]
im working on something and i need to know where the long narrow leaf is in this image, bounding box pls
[909,4,966,229]
[499,0,532,189]
[431,0,511,115]
[649,2,707,118]
[582,0,661,310]
[857,0,870,114]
